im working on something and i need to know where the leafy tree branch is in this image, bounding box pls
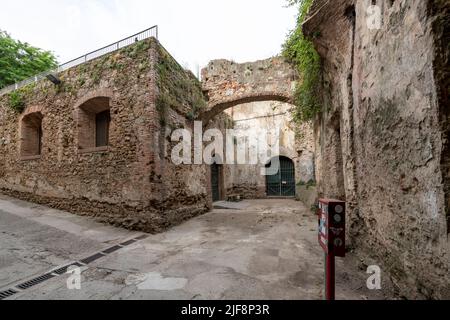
[0,30,58,89]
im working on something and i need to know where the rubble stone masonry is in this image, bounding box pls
[0,38,211,233]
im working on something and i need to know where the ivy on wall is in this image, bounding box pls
[282,0,322,123]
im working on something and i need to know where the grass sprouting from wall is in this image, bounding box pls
[156,46,206,123]
[7,83,36,113]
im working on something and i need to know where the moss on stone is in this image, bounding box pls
[156,45,206,121]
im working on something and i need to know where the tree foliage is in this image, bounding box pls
[0,31,57,89]
[282,0,322,123]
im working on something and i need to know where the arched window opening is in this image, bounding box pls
[20,112,43,158]
[77,97,111,150]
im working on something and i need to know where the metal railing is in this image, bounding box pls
[0,25,158,96]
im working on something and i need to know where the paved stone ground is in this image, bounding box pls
[0,194,391,300]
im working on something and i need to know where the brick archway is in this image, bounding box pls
[74,89,114,152]
[73,89,114,110]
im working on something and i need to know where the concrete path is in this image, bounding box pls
[212,201,249,210]
[0,194,388,300]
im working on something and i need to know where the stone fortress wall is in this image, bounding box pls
[304,0,450,299]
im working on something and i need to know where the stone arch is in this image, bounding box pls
[262,148,298,168]
[200,57,297,124]
[200,93,292,124]
[20,105,45,118]
[74,89,114,152]
[278,146,298,162]
[74,89,114,109]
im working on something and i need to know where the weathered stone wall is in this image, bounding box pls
[0,38,212,233]
[200,58,316,204]
[152,44,239,218]
[200,58,298,123]
[305,0,450,298]
[223,101,315,200]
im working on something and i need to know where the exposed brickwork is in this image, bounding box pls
[75,95,112,150]
[226,184,266,200]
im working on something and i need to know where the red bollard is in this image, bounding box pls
[318,199,345,301]
[325,252,335,300]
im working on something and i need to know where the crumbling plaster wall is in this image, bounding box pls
[305,0,450,298]
[223,101,315,200]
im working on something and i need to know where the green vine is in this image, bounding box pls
[8,91,25,112]
[7,83,35,112]
[282,0,322,123]
[156,46,206,123]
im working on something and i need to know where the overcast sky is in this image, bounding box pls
[0,0,298,76]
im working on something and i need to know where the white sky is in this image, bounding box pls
[0,0,298,76]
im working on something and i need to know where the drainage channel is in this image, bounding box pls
[0,234,149,300]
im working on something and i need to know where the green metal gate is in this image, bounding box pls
[266,156,296,197]
[211,163,221,202]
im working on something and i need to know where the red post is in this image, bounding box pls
[325,252,335,300]
[318,199,345,301]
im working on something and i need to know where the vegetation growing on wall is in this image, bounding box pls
[7,83,36,113]
[297,179,316,189]
[0,31,57,89]
[80,40,151,87]
[156,46,206,123]
[282,0,322,123]
[3,39,153,113]
[7,91,25,112]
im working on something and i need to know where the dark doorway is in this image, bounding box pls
[95,110,110,147]
[266,156,296,197]
[37,124,42,155]
[211,162,222,202]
